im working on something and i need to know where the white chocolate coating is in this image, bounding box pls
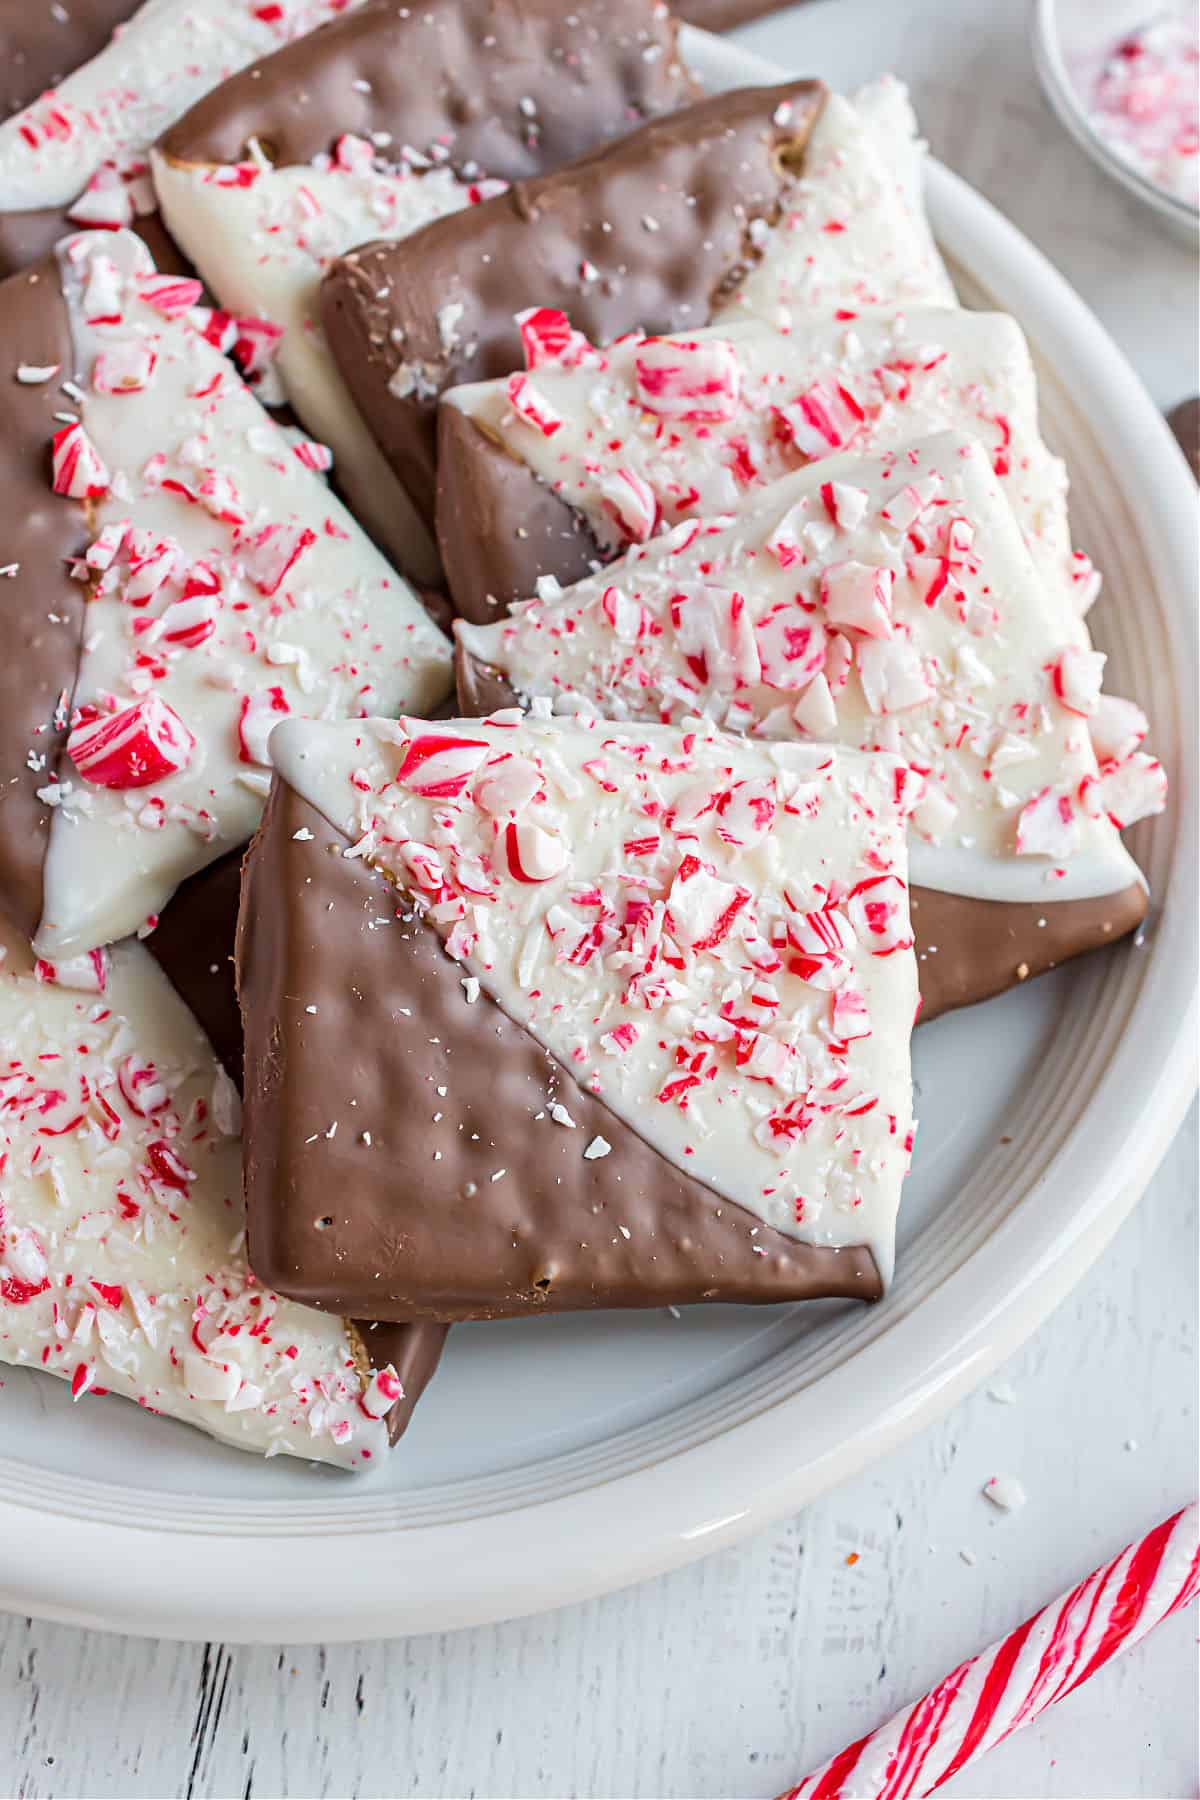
[459,432,1146,906]
[151,143,491,583]
[720,81,957,328]
[271,712,918,1281]
[447,309,1092,616]
[0,918,393,1469]
[0,0,366,212]
[33,229,450,959]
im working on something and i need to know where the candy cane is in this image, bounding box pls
[782,1501,1199,1800]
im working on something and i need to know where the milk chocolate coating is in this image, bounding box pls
[147,852,446,1446]
[437,402,600,623]
[321,80,827,525]
[160,0,695,176]
[0,206,190,284]
[454,645,1152,1021]
[0,257,88,939]
[237,776,882,1321]
[1,0,137,119]
[1166,397,1199,481]
[0,4,191,279]
[909,882,1149,1022]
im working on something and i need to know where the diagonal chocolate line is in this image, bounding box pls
[147,850,446,1447]
[159,0,697,179]
[321,80,827,527]
[237,774,884,1322]
[0,257,88,939]
[453,643,1150,1023]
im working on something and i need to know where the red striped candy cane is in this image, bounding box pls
[783,1501,1198,1800]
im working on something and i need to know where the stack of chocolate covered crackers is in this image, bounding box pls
[0,0,1166,1469]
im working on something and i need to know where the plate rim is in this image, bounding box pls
[1,34,1195,1642]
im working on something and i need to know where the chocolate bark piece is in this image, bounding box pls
[453,645,1150,1023]
[0,0,138,119]
[321,81,827,526]
[159,0,695,176]
[0,259,87,939]
[452,430,1160,1019]
[238,714,917,1320]
[239,783,885,1321]
[437,309,1085,625]
[11,229,449,962]
[152,0,696,585]
[146,849,446,1446]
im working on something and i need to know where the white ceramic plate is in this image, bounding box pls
[0,30,1195,1643]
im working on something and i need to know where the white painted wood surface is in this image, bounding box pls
[2,3,1196,1795]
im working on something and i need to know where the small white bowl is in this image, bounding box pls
[1032,0,1200,244]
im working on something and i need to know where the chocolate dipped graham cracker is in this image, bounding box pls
[1,900,440,1467]
[0,0,368,277]
[0,228,449,960]
[237,712,919,1321]
[437,308,1097,624]
[456,433,1161,1020]
[144,850,447,1444]
[320,78,953,530]
[150,0,696,583]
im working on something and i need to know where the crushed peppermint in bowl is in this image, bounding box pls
[1034,0,1200,239]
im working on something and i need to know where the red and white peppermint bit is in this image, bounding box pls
[515,307,598,370]
[598,466,658,544]
[846,876,914,955]
[821,562,894,638]
[775,379,865,456]
[241,522,316,595]
[92,340,157,395]
[231,315,284,385]
[634,337,740,422]
[504,819,569,883]
[1090,694,1149,766]
[117,1055,169,1116]
[397,734,490,798]
[68,697,195,789]
[1049,644,1105,717]
[756,607,828,692]
[506,372,564,438]
[1083,752,1168,829]
[359,1365,404,1420]
[292,438,334,474]
[67,165,135,230]
[138,274,204,319]
[781,1502,1199,1800]
[51,422,110,499]
[238,687,292,766]
[34,949,108,993]
[1016,785,1079,858]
